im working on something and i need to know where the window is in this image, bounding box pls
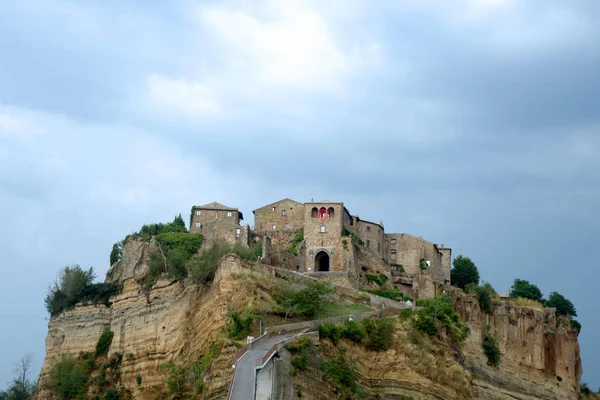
[272,207,276,212]
[319,207,328,220]
[215,213,218,220]
[236,228,241,237]
[227,211,232,217]
[367,240,371,248]
[391,253,397,260]
[282,210,287,216]
[272,224,276,230]
[366,226,371,232]
[195,222,201,228]
[196,210,202,216]
[391,249,397,254]
[327,207,335,218]
[319,225,327,233]
[311,207,318,218]
[391,239,396,245]
[285,223,290,229]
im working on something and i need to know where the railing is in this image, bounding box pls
[254,346,277,369]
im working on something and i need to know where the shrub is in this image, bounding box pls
[510,279,542,302]
[482,330,501,367]
[546,291,577,318]
[161,361,187,400]
[156,232,203,258]
[450,255,480,290]
[341,320,367,343]
[321,355,361,396]
[189,240,260,286]
[109,241,123,265]
[96,329,114,357]
[166,248,188,281]
[102,388,120,400]
[365,274,387,286]
[363,318,395,351]
[275,280,334,318]
[413,295,470,344]
[226,311,254,339]
[286,337,312,371]
[48,356,91,400]
[419,258,426,271]
[570,319,582,335]
[134,214,187,239]
[136,375,142,385]
[318,323,342,345]
[285,229,304,255]
[473,283,496,314]
[510,297,544,309]
[342,227,365,246]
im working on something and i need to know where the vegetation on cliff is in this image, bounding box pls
[0,355,36,400]
[45,266,119,317]
[450,255,480,290]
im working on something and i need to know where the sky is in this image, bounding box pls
[1,0,599,390]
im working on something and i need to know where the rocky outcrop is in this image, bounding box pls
[36,238,582,400]
[456,296,581,400]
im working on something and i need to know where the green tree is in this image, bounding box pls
[546,291,577,317]
[109,241,123,265]
[450,255,480,290]
[45,265,96,316]
[275,280,334,319]
[1,355,36,400]
[510,279,542,302]
[473,283,496,314]
[413,295,470,343]
[482,331,501,367]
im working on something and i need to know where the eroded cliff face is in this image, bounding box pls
[36,240,262,399]
[36,238,582,400]
[456,296,581,400]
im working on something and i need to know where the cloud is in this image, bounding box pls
[141,0,382,118]
[0,111,43,136]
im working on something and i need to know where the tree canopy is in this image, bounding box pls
[450,255,480,290]
[546,291,577,317]
[510,279,543,302]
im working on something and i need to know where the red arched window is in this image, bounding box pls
[319,207,328,221]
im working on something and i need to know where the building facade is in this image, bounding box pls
[189,202,248,245]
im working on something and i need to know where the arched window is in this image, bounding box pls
[327,207,335,218]
[311,207,318,218]
[320,225,327,233]
[319,207,328,220]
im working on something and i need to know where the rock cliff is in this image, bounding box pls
[35,238,581,399]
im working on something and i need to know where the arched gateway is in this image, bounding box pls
[314,250,330,272]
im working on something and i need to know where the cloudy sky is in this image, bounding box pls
[1,0,599,390]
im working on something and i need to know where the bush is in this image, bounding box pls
[96,329,115,357]
[45,266,118,316]
[102,388,120,400]
[156,232,203,258]
[166,248,188,281]
[450,255,480,290]
[363,318,395,351]
[341,320,367,343]
[275,280,334,318]
[226,311,254,339]
[546,291,577,318]
[365,274,388,286]
[161,361,187,400]
[510,279,542,302]
[482,331,501,367]
[48,356,91,400]
[286,337,312,371]
[473,283,496,314]
[318,323,343,345]
[285,229,304,255]
[189,240,261,286]
[321,355,361,396]
[570,319,582,335]
[110,241,123,265]
[342,227,365,246]
[413,295,470,344]
[136,375,142,385]
[134,214,187,239]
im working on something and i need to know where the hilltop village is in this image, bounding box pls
[190,198,451,300]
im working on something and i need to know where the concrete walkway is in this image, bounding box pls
[229,333,297,400]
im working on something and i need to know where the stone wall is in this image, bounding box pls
[439,246,451,282]
[303,202,345,272]
[253,198,305,233]
[190,206,246,245]
[355,219,385,257]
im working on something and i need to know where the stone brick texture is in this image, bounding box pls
[253,198,305,233]
[190,206,248,245]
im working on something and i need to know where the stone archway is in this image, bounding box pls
[314,250,330,272]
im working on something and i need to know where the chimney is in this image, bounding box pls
[440,244,444,249]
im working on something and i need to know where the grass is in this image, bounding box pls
[509,297,545,309]
[316,303,373,319]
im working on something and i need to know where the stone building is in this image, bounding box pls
[253,198,305,233]
[189,202,249,245]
